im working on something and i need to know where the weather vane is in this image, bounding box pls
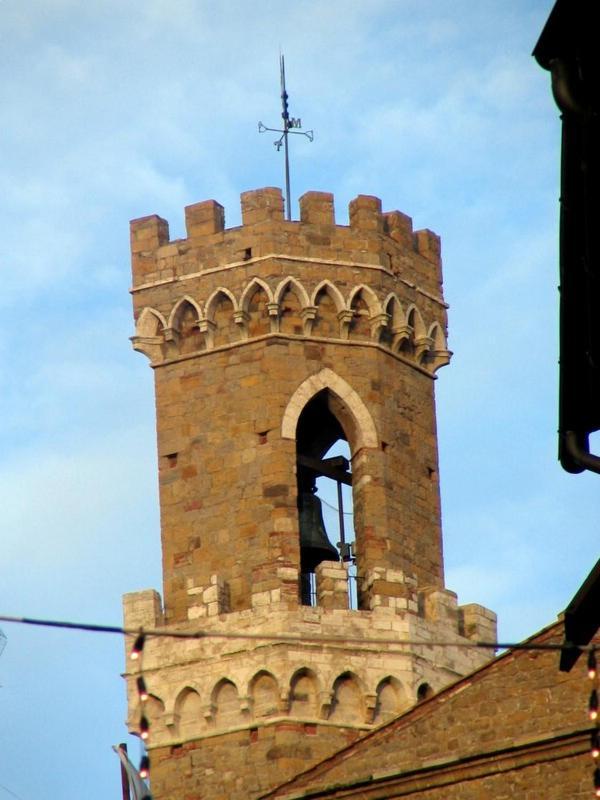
[258,53,314,221]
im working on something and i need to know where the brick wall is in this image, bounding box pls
[261,622,594,800]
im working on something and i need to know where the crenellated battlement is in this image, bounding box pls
[129,188,450,375]
[123,585,496,749]
[130,188,442,296]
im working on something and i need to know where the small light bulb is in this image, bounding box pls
[130,633,145,661]
[139,755,150,779]
[140,715,150,741]
[592,730,600,759]
[137,676,149,702]
[591,690,599,721]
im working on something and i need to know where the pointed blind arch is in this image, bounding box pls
[281,368,378,454]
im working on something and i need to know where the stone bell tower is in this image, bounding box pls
[123,188,496,800]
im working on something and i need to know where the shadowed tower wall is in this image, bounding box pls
[123,188,496,800]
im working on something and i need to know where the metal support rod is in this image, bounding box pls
[283,125,291,221]
[336,479,354,608]
[281,54,292,221]
[336,480,346,548]
[258,53,313,221]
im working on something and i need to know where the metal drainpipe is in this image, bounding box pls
[565,431,600,475]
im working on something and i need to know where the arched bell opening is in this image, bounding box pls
[315,439,357,608]
[296,390,355,607]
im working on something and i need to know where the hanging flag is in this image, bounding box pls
[112,745,153,800]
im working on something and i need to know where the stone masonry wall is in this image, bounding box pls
[124,587,496,800]
[129,188,452,623]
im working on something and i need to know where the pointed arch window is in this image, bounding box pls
[296,390,356,607]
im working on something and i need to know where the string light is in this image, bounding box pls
[589,650,597,680]
[131,634,151,748]
[130,633,146,661]
[589,649,600,794]
[137,676,149,702]
[1,610,598,796]
[139,755,150,779]
[592,730,600,759]
[590,690,599,721]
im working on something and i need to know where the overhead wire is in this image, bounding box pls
[0,783,26,800]
[317,493,354,516]
[1,610,592,791]
[0,612,588,652]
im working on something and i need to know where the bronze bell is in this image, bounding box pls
[298,490,339,572]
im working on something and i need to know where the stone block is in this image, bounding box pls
[188,604,207,619]
[130,214,170,253]
[413,228,441,264]
[459,603,498,643]
[349,195,383,233]
[123,588,164,628]
[202,585,219,604]
[299,191,335,225]
[386,569,406,584]
[185,200,225,238]
[384,210,413,247]
[277,567,298,581]
[422,588,458,625]
[241,187,284,226]
[251,590,271,608]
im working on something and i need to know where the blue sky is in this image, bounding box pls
[2,1,597,799]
